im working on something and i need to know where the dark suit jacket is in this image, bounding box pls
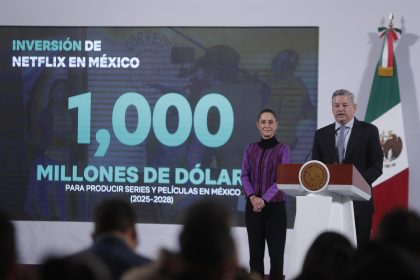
[312,118,383,216]
[76,235,152,280]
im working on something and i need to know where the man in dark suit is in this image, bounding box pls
[312,89,383,248]
[75,199,151,279]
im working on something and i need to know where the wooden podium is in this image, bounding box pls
[277,162,371,280]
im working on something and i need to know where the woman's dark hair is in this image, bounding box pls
[258,108,277,120]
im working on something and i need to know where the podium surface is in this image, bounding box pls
[277,163,371,200]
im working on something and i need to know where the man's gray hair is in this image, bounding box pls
[331,89,356,104]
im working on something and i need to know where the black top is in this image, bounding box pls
[258,136,279,149]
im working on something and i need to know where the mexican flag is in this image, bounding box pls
[365,22,408,234]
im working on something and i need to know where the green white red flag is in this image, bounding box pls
[364,16,408,235]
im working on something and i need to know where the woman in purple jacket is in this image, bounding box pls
[241,108,291,280]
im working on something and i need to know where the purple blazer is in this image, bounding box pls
[241,142,291,203]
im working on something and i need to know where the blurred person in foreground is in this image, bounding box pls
[375,208,420,259]
[0,211,18,280]
[123,198,261,280]
[294,231,355,280]
[73,199,151,279]
[40,253,112,280]
[356,208,420,280]
[345,241,420,280]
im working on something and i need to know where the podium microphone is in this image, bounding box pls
[304,150,312,162]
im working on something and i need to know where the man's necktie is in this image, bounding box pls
[337,126,347,163]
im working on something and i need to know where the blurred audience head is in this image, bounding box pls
[345,241,420,280]
[92,199,138,250]
[376,208,420,258]
[0,211,17,280]
[297,231,355,280]
[178,198,237,279]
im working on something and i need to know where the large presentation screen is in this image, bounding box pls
[0,27,318,225]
